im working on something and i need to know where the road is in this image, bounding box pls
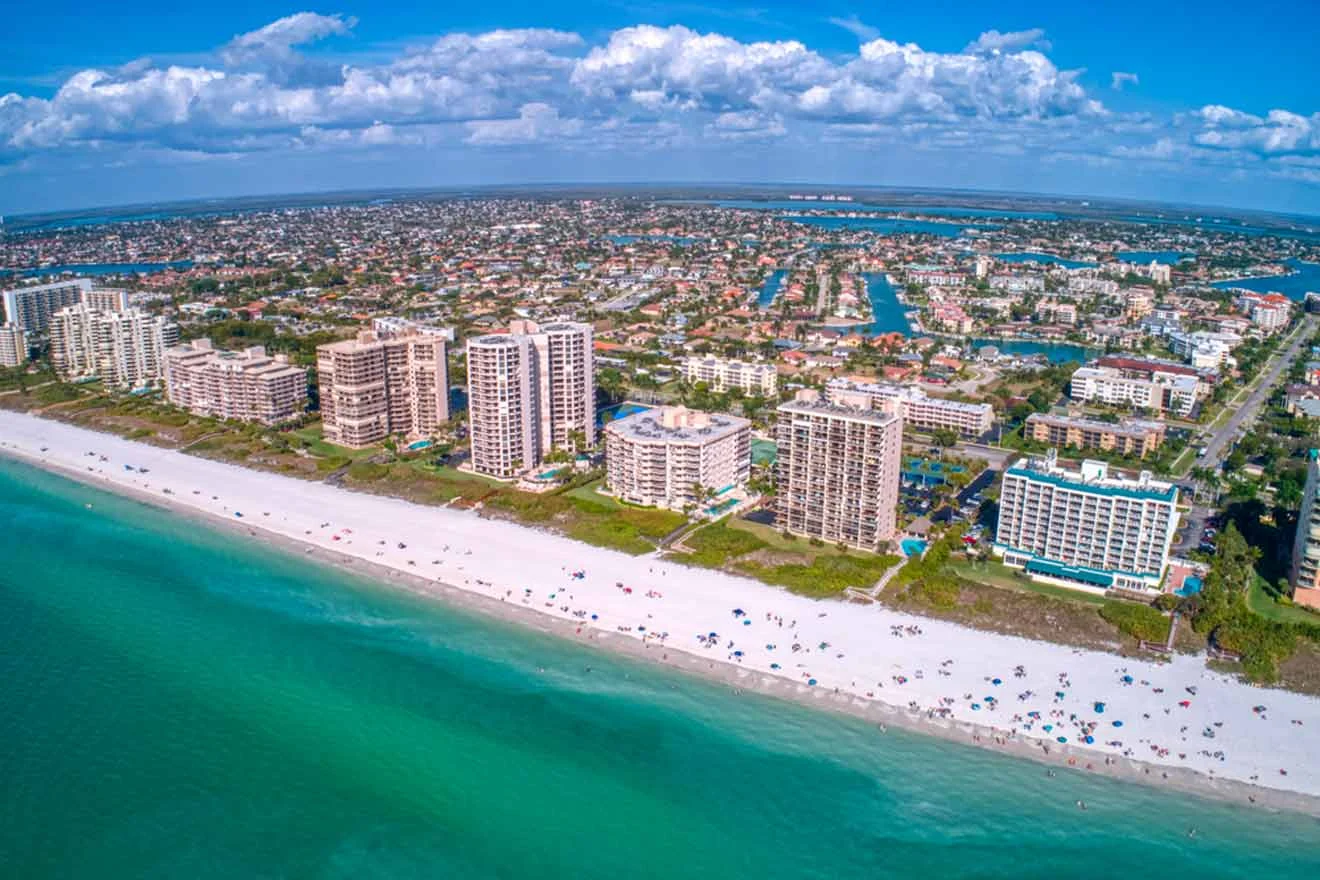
[1197,313,1316,470]
[1172,313,1316,556]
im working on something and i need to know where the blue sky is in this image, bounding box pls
[2,1,1318,215]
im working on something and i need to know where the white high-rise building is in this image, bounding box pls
[605,406,751,511]
[466,320,596,478]
[0,324,27,367]
[49,305,179,388]
[775,389,903,551]
[994,454,1179,594]
[466,334,539,478]
[2,278,92,332]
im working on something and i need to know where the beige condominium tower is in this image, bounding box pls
[317,326,449,448]
[775,389,903,551]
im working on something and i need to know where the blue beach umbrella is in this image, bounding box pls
[808,678,817,686]
[1112,720,1124,727]
[1057,736,1068,744]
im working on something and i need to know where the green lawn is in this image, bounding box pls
[1249,576,1320,626]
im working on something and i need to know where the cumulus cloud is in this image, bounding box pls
[963,28,1050,55]
[0,11,1317,199]
[464,102,582,145]
[1111,71,1139,90]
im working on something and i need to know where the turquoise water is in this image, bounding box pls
[758,268,787,308]
[1117,250,1196,264]
[597,401,652,426]
[5,260,195,278]
[779,215,997,237]
[993,252,1097,269]
[972,338,1098,363]
[1211,259,1320,301]
[2,457,1319,877]
[900,539,928,558]
[854,272,913,335]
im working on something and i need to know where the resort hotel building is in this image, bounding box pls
[465,320,595,479]
[994,453,1179,594]
[1069,358,1204,417]
[604,406,751,513]
[775,389,903,551]
[0,324,27,367]
[826,377,994,437]
[2,278,129,333]
[681,356,778,396]
[1024,412,1167,458]
[1288,451,1320,610]
[316,326,450,449]
[164,339,309,426]
[48,303,179,388]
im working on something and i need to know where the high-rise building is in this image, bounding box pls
[465,334,539,478]
[2,278,92,332]
[994,454,1179,593]
[164,339,309,425]
[48,304,179,388]
[1288,451,1320,610]
[465,321,596,478]
[316,327,449,448]
[0,324,27,367]
[605,406,751,511]
[681,356,778,396]
[517,320,596,452]
[826,378,993,437]
[775,389,903,551]
[82,288,131,314]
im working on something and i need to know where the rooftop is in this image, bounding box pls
[1005,456,1177,503]
[606,405,749,444]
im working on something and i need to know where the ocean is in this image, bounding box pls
[1,457,1318,878]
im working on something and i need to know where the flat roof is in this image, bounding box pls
[1004,462,1177,503]
[778,398,902,427]
[606,408,749,443]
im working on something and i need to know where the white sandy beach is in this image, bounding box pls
[4,409,1319,808]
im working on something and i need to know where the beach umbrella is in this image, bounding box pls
[1043,724,1053,732]
[972,704,981,710]
[1122,675,1133,684]
[1112,721,1123,727]
[591,614,598,620]
[992,678,1002,685]
[1084,736,1095,744]
[808,678,817,686]
[1057,736,1068,744]
[743,620,751,626]
[1094,702,1105,713]
[770,663,781,670]
[1055,691,1066,699]
[733,650,744,657]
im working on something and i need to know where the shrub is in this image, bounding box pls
[1099,601,1170,643]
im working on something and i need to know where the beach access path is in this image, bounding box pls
[3,409,1320,812]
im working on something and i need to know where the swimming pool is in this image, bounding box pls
[406,439,433,451]
[901,539,928,557]
[597,402,654,425]
[705,498,739,517]
[1176,576,1203,597]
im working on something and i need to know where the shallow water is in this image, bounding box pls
[1,458,1317,878]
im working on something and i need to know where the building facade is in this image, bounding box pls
[826,378,994,437]
[465,320,596,478]
[0,324,27,367]
[48,305,178,388]
[2,278,92,332]
[1288,451,1320,610]
[681,356,778,396]
[775,390,903,551]
[1069,365,1199,417]
[164,339,309,425]
[465,334,539,478]
[1024,413,1167,458]
[994,455,1179,594]
[317,328,449,448]
[605,406,751,511]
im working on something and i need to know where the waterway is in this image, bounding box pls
[1211,259,1320,300]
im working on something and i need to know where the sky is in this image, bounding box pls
[2,1,1319,216]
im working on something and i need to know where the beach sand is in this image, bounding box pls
[4,409,1319,816]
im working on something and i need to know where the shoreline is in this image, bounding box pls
[4,428,1320,818]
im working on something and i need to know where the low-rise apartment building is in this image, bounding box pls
[1024,412,1167,458]
[164,339,308,425]
[826,378,994,437]
[681,356,778,396]
[604,406,751,511]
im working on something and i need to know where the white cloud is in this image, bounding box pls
[464,102,582,145]
[827,15,880,42]
[1194,104,1320,155]
[1111,71,1139,90]
[963,28,1050,55]
[706,110,786,140]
